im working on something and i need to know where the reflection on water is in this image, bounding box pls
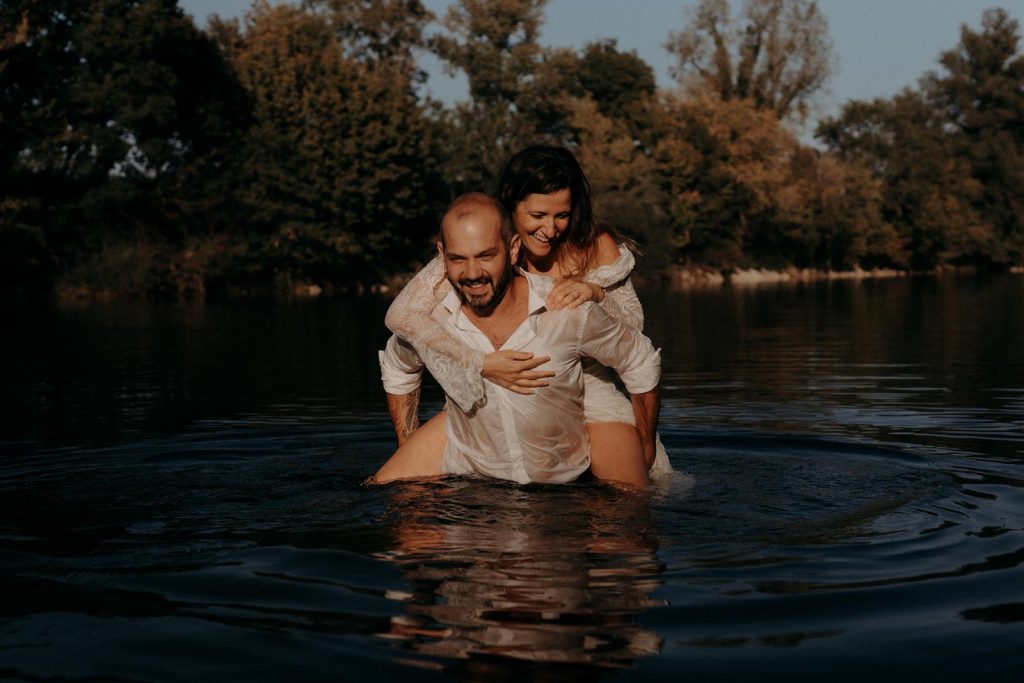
[644,275,1024,460]
[375,480,664,672]
[0,298,397,446]
[1,275,1023,681]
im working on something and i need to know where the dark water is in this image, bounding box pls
[2,275,1023,681]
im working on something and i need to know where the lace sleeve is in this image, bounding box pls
[583,244,645,331]
[384,256,487,413]
[600,278,645,331]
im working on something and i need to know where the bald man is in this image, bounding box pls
[375,193,660,486]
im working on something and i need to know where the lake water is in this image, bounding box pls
[2,275,1022,681]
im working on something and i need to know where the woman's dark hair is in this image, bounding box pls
[495,145,597,251]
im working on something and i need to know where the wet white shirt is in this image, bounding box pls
[379,271,660,484]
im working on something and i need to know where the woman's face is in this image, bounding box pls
[512,188,572,260]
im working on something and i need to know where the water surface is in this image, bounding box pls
[2,275,1022,681]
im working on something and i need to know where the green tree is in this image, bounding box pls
[652,94,759,268]
[303,0,432,80]
[657,93,812,268]
[1,0,249,295]
[666,0,834,124]
[776,149,903,270]
[925,8,1024,263]
[819,10,1024,269]
[574,39,658,147]
[431,0,575,192]
[565,97,670,270]
[818,91,991,269]
[433,0,546,109]
[218,1,442,289]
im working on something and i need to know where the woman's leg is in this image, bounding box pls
[587,422,649,488]
[374,412,448,483]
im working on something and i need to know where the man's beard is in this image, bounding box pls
[454,262,515,315]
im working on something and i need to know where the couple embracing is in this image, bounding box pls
[375,145,671,489]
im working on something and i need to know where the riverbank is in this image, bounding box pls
[45,262,1022,304]
[640,265,909,288]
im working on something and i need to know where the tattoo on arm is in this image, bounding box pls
[386,389,421,446]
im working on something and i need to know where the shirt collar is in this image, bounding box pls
[520,268,551,314]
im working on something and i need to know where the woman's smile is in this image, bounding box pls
[514,188,572,258]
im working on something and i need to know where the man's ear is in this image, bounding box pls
[436,240,444,259]
[509,235,522,264]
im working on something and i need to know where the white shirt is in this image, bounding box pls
[379,270,661,484]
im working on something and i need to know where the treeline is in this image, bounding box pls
[1,0,1021,300]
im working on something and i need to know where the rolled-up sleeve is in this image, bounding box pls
[578,304,660,394]
[379,334,425,395]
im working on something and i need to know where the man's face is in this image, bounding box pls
[438,207,518,315]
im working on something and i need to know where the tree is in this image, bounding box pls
[775,150,903,270]
[566,97,670,269]
[303,0,432,81]
[650,93,787,268]
[818,9,1024,270]
[650,89,899,271]
[817,91,992,269]
[1,0,250,295]
[432,0,546,109]
[430,0,564,193]
[218,1,442,288]
[666,0,833,124]
[925,8,1024,263]
[574,40,658,146]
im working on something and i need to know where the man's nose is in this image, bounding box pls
[465,260,483,279]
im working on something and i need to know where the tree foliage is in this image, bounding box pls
[433,0,546,108]
[303,0,432,80]
[3,1,1021,299]
[927,8,1024,261]
[428,0,568,194]
[1,0,249,295]
[819,9,1023,268]
[666,0,833,123]
[214,0,443,288]
[573,40,658,147]
[566,97,669,268]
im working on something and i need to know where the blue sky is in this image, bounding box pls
[181,0,1024,128]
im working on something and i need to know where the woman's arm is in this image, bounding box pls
[588,232,645,330]
[599,277,645,331]
[384,256,552,412]
[384,256,488,412]
[546,233,645,331]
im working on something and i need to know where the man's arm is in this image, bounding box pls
[577,303,661,397]
[630,388,660,468]
[577,303,662,468]
[386,388,421,446]
[379,335,425,445]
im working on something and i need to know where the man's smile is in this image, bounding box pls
[460,277,491,292]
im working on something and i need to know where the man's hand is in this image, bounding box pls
[546,278,605,311]
[483,350,554,395]
[630,388,661,468]
[386,389,421,446]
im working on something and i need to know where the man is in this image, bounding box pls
[375,193,660,486]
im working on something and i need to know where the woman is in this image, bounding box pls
[377,145,671,486]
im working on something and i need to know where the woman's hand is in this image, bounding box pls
[545,278,605,310]
[483,350,555,395]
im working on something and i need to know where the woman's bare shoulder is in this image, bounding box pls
[593,231,623,268]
